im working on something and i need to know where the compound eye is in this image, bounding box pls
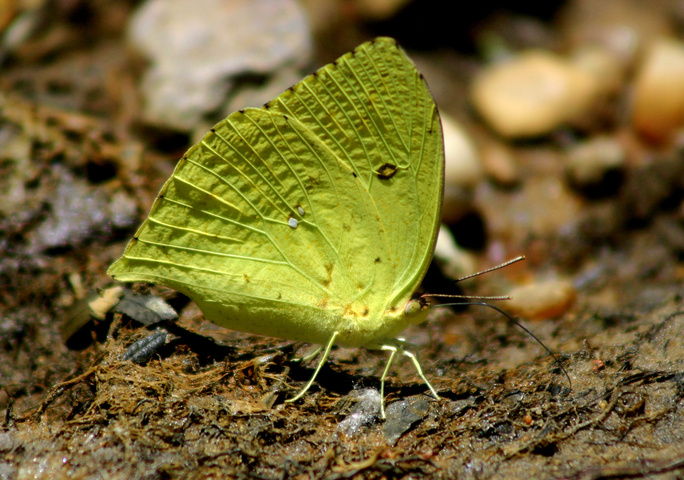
[404,298,430,325]
[405,299,423,316]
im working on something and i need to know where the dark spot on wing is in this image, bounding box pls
[243,274,250,283]
[375,257,381,264]
[323,263,334,287]
[362,306,369,316]
[377,163,398,179]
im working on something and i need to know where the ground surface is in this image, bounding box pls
[2,1,684,479]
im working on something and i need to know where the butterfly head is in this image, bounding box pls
[404,297,430,326]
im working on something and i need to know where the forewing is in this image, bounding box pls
[267,38,444,310]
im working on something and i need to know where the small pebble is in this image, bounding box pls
[383,395,431,445]
[88,286,126,320]
[571,46,625,97]
[561,0,672,66]
[442,114,483,188]
[224,66,303,115]
[114,291,178,325]
[433,225,477,281]
[480,140,518,185]
[471,51,598,138]
[506,280,577,320]
[337,389,381,437]
[475,175,583,245]
[442,184,474,225]
[631,38,684,143]
[353,0,412,20]
[566,136,625,186]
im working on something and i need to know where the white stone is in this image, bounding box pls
[506,280,576,320]
[471,51,598,138]
[566,136,625,185]
[128,0,312,131]
[433,225,477,281]
[631,38,684,143]
[442,113,483,188]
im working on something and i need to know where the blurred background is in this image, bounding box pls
[2,1,684,477]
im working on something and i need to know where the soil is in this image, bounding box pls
[2,2,684,479]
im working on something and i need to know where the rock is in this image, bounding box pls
[560,0,673,66]
[88,287,126,321]
[383,395,431,444]
[28,166,110,252]
[225,66,304,114]
[471,51,598,138]
[506,280,577,320]
[571,46,626,97]
[353,0,412,20]
[566,136,625,186]
[440,115,482,224]
[441,184,474,225]
[191,66,304,143]
[128,0,312,131]
[337,389,381,437]
[108,190,138,229]
[631,38,684,143]
[475,174,584,246]
[433,225,477,281]
[480,140,518,185]
[442,114,483,188]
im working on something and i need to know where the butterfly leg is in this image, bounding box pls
[400,348,440,400]
[286,331,339,403]
[379,345,399,419]
[294,345,323,364]
[388,338,440,400]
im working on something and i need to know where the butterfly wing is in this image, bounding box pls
[108,37,444,347]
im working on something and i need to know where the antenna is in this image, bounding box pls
[424,255,572,387]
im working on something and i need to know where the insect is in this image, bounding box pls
[108,37,444,417]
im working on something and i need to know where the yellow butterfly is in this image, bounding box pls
[108,37,444,417]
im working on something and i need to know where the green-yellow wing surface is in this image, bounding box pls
[108,37,444,348]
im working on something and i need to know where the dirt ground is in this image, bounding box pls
[2,1,684,479]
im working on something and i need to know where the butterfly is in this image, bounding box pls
[108,37,444,417]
